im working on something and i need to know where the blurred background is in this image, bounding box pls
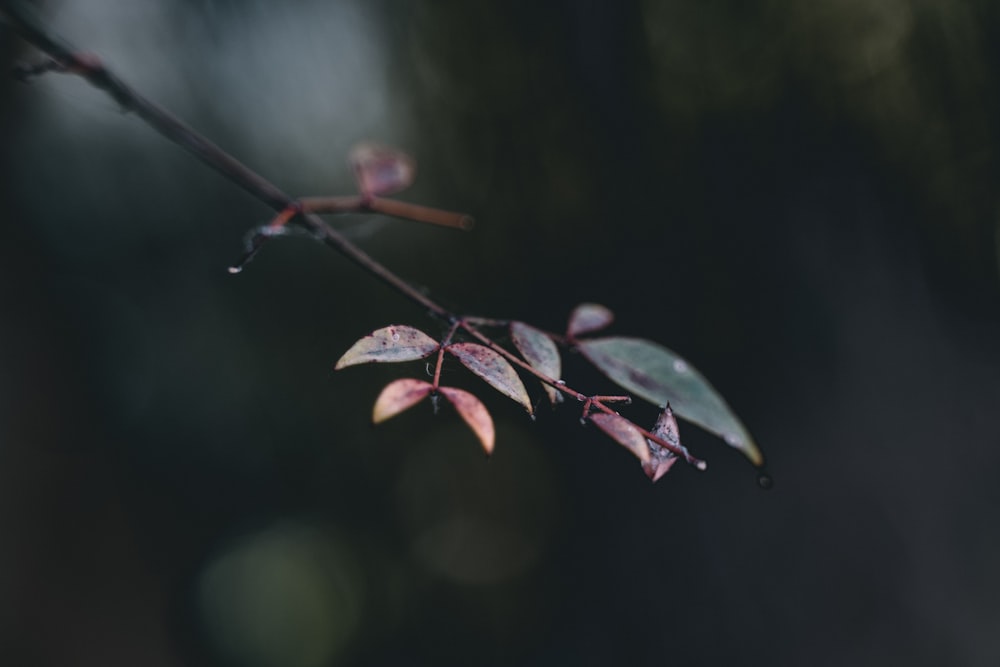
[2,1,999,665]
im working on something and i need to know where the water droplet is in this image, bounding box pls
[673,360,688,373]
[227,266,243,274]
[756,471,774,490]
[556,380,566,385]
[391,333,400,342]
[724,433,741,446]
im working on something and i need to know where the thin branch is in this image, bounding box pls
[2,1,705,472]
[2,1,449,318]
[458,320,705,467]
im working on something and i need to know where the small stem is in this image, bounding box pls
[432,346,446,390]
[589,395,631,405]
[432,321,461,390]
[298,196,365,214]
[369,197,474,230]
[461,316,509,328]
[300,196,472,230]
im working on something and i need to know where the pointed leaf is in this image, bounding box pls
[446,342,533,414]
[510,321,563,405]
[350,142,415,197]
[578,337,763,466]
[372,378,434,423]
[588,412,651,464]
[335,325,439,369]
[567,303,615,338]
[644,405,683,482]
[438,386,495,455]
[644,449,678,482]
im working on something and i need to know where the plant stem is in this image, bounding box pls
[2,1,703,470]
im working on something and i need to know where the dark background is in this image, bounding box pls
[2,1,999,665]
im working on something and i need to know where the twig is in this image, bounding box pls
[1,1,704,470]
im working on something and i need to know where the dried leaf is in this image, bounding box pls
[567,303,615,338]
[588,412,651,464]
[578,337,762,466]
[510,321,563,405]
[335,325,439,369]
[350,142,415,198]
[438,386,495,455]
[446,342,533,414]
[372,378,434,423]
[644,405,683,482]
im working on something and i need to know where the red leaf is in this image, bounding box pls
[567,303,614,338]
[372,378,434,423]
[446,342,533,414]
[335,325,439,369]
[438,386,495,455]
[643,404,682,482]
[510,321,563,406]
[588,412,651,464]
[350,142,415,198]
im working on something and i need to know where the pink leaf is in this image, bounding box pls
[335,325,439,369]
[446,342,533,414]
[350,142,415,198]
[372,378,434,423]
[438,386,495,455]
[588,412,651,464]
[643,404,683,482]
[567,303,615,338]
[510,321,563,406]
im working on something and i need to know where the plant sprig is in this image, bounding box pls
[3,1,767,483]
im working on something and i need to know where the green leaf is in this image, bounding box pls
[510,321,562,405]
[578,337,762,466]
[446,342,534,414]
[335,325,439,369]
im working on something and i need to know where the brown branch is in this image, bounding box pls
[2,1,705,472]
[458,320,705,467]
[2,1,449,319]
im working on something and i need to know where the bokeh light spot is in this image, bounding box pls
[197,522,363,667]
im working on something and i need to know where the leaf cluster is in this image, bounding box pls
[335,302,762,481]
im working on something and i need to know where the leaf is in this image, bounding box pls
[350,142,415,197]
[372,378,434,423]
[578,337,763,466]
[644,404,683,482]
[335,325,439,369]
[510,321,563,405]
[588,412,651,464]
[438,386,495,455]
[567,303,615,338]
[446,342,533,414]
